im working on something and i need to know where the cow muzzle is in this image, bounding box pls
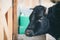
[25,30,34,37]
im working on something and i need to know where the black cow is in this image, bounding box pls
[47,2,60,40]
[25,5,50,36]
[25,2,60,40]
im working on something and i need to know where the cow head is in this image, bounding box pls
[25,5,47,37]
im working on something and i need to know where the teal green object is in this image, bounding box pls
[18,16,29,34]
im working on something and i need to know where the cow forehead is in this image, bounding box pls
[33,5,46,10]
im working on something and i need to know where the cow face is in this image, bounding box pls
[25,5,47,37]
[29,6,46,22]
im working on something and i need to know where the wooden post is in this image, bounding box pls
[13,0,18,40]
[1,0,13,40]
[8,7,13,40]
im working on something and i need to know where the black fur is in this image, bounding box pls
[25,5,50,36]
[47,2,60,39]
[25,2,60,40]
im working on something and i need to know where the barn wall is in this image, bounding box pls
[17,0,40,8]
[0,0,4,40]
[0,0,17,40]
